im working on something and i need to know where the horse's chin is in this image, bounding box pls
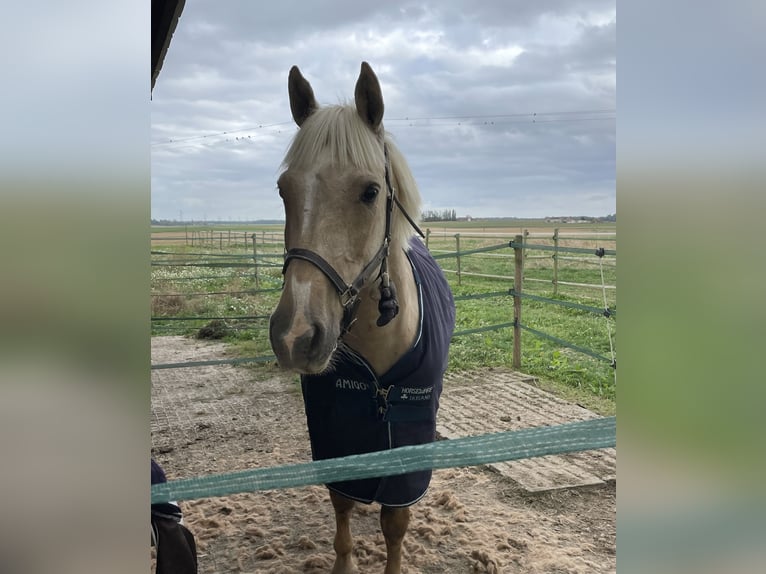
[289,341,339,376]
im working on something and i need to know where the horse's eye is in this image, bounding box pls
[361,184,379,204]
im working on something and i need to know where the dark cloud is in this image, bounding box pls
[152,0,615,220]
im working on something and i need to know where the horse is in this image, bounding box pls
[269,62,455,574]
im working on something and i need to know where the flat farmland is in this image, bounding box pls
[151,219,616,402]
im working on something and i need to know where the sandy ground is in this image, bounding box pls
[151,336,615,573]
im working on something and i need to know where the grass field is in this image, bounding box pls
[151,219,616,413]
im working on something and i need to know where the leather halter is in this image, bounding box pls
[281,144,424,335]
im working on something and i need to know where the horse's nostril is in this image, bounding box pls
[310,323,324,349]
[294,323,326,365]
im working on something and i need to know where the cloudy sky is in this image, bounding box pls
[151,0,615,222]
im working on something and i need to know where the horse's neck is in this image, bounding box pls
[341,241,419,376]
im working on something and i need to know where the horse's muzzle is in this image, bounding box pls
[269,310,336,374]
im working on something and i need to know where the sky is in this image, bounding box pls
[151,0,615,222]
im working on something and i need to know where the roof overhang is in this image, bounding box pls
[151,0,186,91]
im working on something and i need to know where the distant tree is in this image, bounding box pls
[421,209,458,222]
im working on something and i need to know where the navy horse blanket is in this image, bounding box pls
[301,238,455,506]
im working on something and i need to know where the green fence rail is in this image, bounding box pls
[151,315,271,322]
[151,355,276,370]
[152,416,616,503]
[518,322,614,366]
[509,290,616,318]
[508,240,616,257]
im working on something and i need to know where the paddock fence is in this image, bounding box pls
[150,224,616,502]
[151,226,616,371]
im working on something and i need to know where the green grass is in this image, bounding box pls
[151,226,616,410]
[421,218,616,230]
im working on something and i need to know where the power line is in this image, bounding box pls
[400,116,615,127]
[387,109,615,122]
[151,109,615,148]
[151,121,294,147]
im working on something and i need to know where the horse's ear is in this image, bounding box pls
[354,62,384,132]
[288,66,317,127]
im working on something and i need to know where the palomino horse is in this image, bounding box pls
[270,62,455,574]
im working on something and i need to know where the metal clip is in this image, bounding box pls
[339,286,358,308]
[376,385,392,418]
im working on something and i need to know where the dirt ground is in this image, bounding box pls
[151,336,615,573]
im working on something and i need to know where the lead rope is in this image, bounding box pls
[596,248,617,384]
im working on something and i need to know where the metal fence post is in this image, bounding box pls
[513,234,524,369]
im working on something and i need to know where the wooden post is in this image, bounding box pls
[523,228,529,265]
[252,233,260,288]
[513,234,523,369]
[185,225,188,246]
[455,233,461,286]
[228,229,231,246]
[552,227,559,295]
[219,231,223,250]
[425,228,431,249]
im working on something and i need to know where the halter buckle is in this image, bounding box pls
[339,286,358,308]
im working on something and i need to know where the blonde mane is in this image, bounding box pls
[281,104,422,248]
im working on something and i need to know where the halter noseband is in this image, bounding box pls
[281,144,424,335]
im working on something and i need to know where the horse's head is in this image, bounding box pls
[270,62,418,374]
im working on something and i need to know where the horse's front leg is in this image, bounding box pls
[329,490,358,574]
[380,505,410,574]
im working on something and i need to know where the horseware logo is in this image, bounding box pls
[399,386,433,401]
[335,378,368,391]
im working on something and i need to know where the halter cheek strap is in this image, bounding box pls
[282,241,389,333]
[281,143,424,335]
